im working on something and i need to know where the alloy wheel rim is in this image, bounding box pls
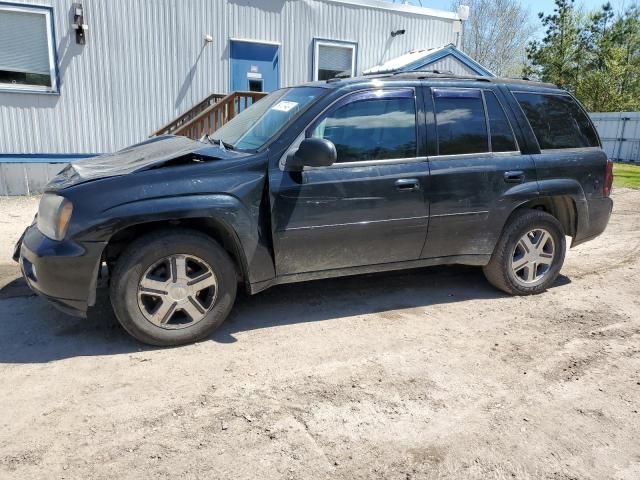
[510,228,555,286]
[137,254,217,329]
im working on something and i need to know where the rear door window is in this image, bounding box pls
[514,92,599,149]
[433,89,488,155]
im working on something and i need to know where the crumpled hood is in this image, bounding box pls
[47,135,245,191]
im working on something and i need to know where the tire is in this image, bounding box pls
[483,210,566,295]
[110,230,237,346]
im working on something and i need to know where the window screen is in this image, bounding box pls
[484,91,517,152]
[434,89,488,155]
[312,96,417,162]
[514,93,599,149]
[0,7,54,89]
[316,43,354,81]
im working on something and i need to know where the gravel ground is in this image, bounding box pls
[0,190,639,480]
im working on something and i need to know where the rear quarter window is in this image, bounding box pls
[514,92,600,150]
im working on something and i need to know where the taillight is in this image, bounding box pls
[603,159,613,197]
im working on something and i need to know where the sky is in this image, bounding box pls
[387,0,634,17]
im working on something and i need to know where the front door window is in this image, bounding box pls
[310,90,418,163]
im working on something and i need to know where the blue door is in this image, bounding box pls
[230,41,279,93]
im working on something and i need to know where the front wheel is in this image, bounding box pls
[110,230,237,346]
[483,210,566,295]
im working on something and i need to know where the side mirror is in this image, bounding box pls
[285,138,337,171]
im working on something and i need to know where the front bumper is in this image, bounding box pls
[16,225,106,318]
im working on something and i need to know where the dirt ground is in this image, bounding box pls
[0,190,639,480]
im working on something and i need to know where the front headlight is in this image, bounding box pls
[37,194,73,241]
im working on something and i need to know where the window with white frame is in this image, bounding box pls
[313,40,356,81]
[0,4,57,92]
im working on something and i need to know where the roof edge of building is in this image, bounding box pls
[363,44,495,77]
[322,0,460,20]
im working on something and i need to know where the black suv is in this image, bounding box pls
[15,73,614,346]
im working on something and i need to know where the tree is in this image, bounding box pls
[526,0,640,112]
[451,0,536,77]
[609,4,640,111]
[524,0,582,90]
[575,3,621,111]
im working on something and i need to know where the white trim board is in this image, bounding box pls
[323,0,460,20]
[229,37,282,46]
[0,3,58,94]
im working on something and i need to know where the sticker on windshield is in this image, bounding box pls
[272,101,299,112]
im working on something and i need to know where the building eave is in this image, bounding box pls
[401,44,495,77]
[323,0,460,20]
[364,44,495,77]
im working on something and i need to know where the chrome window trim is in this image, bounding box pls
[280,150,522,171]
[279,145,521,171]
[510,90,572,97]
[538,147,603,154]
[305,156,429,170]
[428,151,521,160]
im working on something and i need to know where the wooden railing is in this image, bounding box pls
[153,91,267,140]
[153,92,226,136]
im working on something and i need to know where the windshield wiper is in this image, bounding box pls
[205,135,234,151]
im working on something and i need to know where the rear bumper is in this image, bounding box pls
[573,197,613,247]
[17,225,106,318]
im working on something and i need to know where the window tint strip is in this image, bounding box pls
[341,88,415,103]
[433,88,482,99]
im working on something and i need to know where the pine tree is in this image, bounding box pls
[526,0,640,112]
[525,0,581,90]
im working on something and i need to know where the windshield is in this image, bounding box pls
[211,87,324,151]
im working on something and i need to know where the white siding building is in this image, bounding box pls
[0,0,465,161]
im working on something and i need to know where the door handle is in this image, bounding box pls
[504,170,525,183]
[395,178,420,191]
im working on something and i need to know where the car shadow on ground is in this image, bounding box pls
[0,265,571,363]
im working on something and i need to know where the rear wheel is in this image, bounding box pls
[483,210,566,295]
[110,230,237,346]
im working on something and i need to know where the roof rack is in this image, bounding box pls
[322,72,558,89]
[392,69,454,75]
[326,71,356,83]
[388,70,492,82]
